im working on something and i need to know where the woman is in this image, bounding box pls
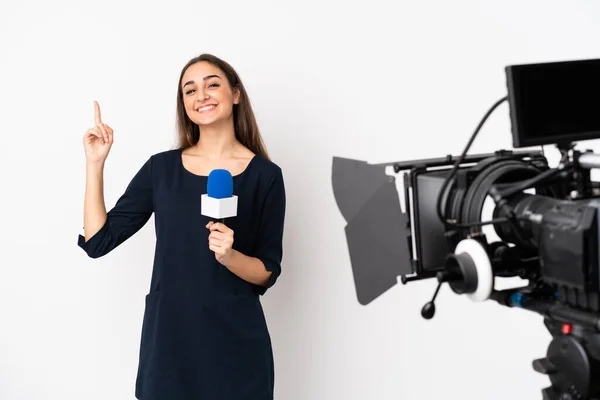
[78,53,286,400]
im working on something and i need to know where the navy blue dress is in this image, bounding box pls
[77,149,286,400]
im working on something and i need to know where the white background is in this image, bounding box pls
[1,0,600,399]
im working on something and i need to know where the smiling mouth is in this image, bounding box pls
[197,105,216,113]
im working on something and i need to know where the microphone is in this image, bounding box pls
[201,169,238,223]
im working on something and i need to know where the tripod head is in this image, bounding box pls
[534,318,600,400]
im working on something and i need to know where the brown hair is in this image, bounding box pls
[175,53,270,160]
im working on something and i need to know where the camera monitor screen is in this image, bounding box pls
[506,58,600,148]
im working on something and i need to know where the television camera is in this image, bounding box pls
[332,58,600,399]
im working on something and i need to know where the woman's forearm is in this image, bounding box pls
[83,161,108,241]
[225,250,271,287]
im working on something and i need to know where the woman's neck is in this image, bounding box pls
[193,120,239,159]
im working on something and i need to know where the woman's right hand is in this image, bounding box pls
[83,101,114,164]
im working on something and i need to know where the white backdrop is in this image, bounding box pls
[2,0,600,399]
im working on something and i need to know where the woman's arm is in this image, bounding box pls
[207,221,271,286]
[78,103,154,258]
[82,101,112,242]
[227,249,272,287]
[207,167,286,292]
[83,161,108,242]
[78,156,155,258]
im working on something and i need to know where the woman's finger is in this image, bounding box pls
[209,244,223,255]
[97,124,108,144]
[85,127,102,140]
[209,222,233,234]
[209,231,228,241]
[104,124,114,144]
[208,238,225,246]
[94,101,102,126]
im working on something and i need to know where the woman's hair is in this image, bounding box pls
[175,53,269,160]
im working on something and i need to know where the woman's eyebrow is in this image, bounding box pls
[183,75,222,88]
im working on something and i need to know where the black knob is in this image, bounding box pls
[421,280,443,320]
[421,302,436,319]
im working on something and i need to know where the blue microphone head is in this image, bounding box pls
[207,169,233,199]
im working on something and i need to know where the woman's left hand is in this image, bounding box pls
[206,221,235,266]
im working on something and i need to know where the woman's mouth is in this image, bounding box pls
[197,105,216,113]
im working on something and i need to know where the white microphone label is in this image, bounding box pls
[201,194,238,219]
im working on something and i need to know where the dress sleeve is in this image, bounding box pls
[253,168,286,295]
[77,156,154,258]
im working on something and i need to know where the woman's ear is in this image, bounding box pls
[233,86,241,105]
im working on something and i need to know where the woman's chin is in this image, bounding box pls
[193,115,233,129]
[192,116,219,127]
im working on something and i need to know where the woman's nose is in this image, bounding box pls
[197,91,209,102]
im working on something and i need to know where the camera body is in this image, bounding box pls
[401,146,600,314]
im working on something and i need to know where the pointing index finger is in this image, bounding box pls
[94,100,102,125]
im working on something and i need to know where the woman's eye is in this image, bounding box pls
[208,83,220,88]
[185,89,195,95]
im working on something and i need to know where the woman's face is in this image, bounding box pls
[181,61,240,127]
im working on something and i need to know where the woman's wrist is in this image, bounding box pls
[86,160,105,172]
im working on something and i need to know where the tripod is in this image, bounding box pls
[484,290,600,399]
[533,318,600,400]
[423,282,600,398]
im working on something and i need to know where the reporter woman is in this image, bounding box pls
[79,53,286,400]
